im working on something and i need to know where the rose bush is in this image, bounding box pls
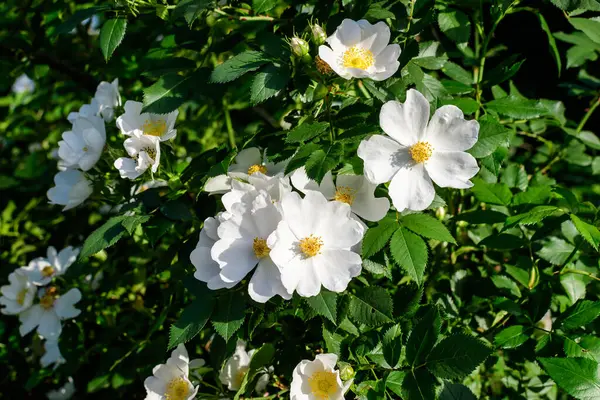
[1,0,600,399]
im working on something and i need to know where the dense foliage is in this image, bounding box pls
[1,0,600,399]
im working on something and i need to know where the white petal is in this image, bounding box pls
[315,353,338,370]
[425,105,479,151]
[317,201,364,249]
[290,167,336,199]
[229,147,262,174]
[248,258,291,303]
[425,151,479,189]
[204,174,231,194]
[336,19,362,47]
[379,89,430,146]
[190,247,220,283]
[212,238,257,284]
[357,135,408,184]
[317,249,362,292]
[280,191,327,240]
[114,157,142,180]
[337,176,390,222]
[291,257,322,297]
[37,311,62,339]
[358,21,390,56]
[318,46,349,79]
[371,61,400,81]
[375,44,401,68]
[19,305,43,336]
[53,288,82,319]
[388,164,435,211]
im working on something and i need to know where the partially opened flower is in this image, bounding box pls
[291,167,390,222]
[358,89,480,211]
[12,73,35,94]
[117,100,178,141]
[58,113,106,171]
[19,287,82,339]
[144,344,199,400]
[114,132,161,180]
[318,19,400,81]
[21,246,79,286]
[290,353,351,400]
[46,377,75,400]
[219,340,254,391]
[41,338,65,368]
[47,170,93,211]
[267,191,365,297]
[212,191,291,303]
[67,99,100,123]
[94,78,121,122]
[0,269,36,315]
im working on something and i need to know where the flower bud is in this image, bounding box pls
[290,37,310,61]
[435,206,446,220]
[338,362,355,381]
[311,23,327,46]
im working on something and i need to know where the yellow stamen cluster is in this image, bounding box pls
[299,235,324,258]
[165,377,189,400]
[409,141,433,163]
[247,164,267,175]
[334,186,356,205]
[42,266,55,278]
[143,147,157,161]
[40,287,58,310]
[16,288,29,306]
[236,366,249,384]
[308,371,338,399]
[142,119,167,137]
[253,238,270,259]
[342,47,375,70]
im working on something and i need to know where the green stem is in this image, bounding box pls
[223,99,236,150]
[402,0,416,47]
[576,96,600,133]
[559,241,583,273]
[214,8,278,21]
[561,268,600,282]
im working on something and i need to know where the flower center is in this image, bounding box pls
[409,141,433,163]
[165,377,190,400]
[16,288,29,305]
[142,119,167,137]
[143,147,157,161]
[308,371,338,399]
[235,366,249,385]
[299,235,323,258]
[42,266,55,278]
[82,146,88,152]
[253,237,270,259]
[342,47,375,70]
[247,164,267,175]
[334,186,356,205]
[40,287,58,310]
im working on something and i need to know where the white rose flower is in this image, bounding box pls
[114,132,161,180]
[58,113,106,171]
[290,353,351,400]
[46,377,75,400]
[21,246,79,286]
[117,100,178,142]
[212,191,291,303]
[291,167,390,222]
[19,287,82,339]
[47,170,93,211]
[41,338,65,368]
[204,147,288,194]
[67,99,100,123]
[221,177,291,209]
[94,78,121,122]
[219,340,254,391]
[12,73,35,94]
[267,191,365,297]
[358,89,480,212]
[0,269,36,315]
[318,19,400,81]
[144,344,199,400]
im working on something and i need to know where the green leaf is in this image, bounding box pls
[441,62,472,85]
[491,275,522,298]
[536,13,562,75]
[305,291,337,324]
[505,206,563,227]
[479,233,524,250]
[438,10,471,44]
[362,218,398,258]
[143,72,197,114]
[439,383,477,400]
[494,325,530,349]
[426,334,491,379]
[168,294,215,349]
[175,0,213,26]
[382,324,402,368]
[234,343,275,400]
[402,369,438,400]
[401,213,456,244]
[486,95,555,120]
[561,273,588,305]
[349,287,394,327]
[455,210,507,224]
[99,19,127,62]
[79,216,127,259]
[471,179,512,205]
[512,186,552,206]
[386,371,406,398]
[252,0,277,13]
[537,237,576,265]
[285,122,330,143]
[570,18,600,44]
[538,357,600,400]
[557,300,600,330]
[54,6,111,36]
[212,292,246,342]
[283,143,320,175]
[210,51,272,83]
[389,227,429,286]
[304,144,342,184]
[571,215,600,251]
[121,215,151,235]
[362,79,392,102]
[406,306,441,366]
[250,64,289,105]
[160,199,193,221]
[483,55,525,87]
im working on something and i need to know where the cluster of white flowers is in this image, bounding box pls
[47,79,121,210]
[0,246,81,370]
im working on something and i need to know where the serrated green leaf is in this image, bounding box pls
[100,19,127,62]
[500,164,528,191]
[486,95,553,119]
[479,233,524,250]
[439,383,477,400]
[349,287,393,327]
[505,206,563,227]
[285,122,330,143]
[383,324,402,368]
[79,216,127,259]
[304,144,341,184]
[168,294,215,349]
[212,292,246,342]
[512,185,552,206]
[305,291,337,324]
[210,51,272,83]
[538,357,600,400]
[250,64,289,105]
[570,18,600,44]
[400,213,456,244]
[494,325,530,349]
[406,306,441,366]
[175,0,213,26]
[252,0,276,13]
[438,10,471,44]
[536,13,562,75]
[537,237,576,265]
[571,215,600,251]
[402,369,438,400]
[390,227,428,286]
[561,273,588,305]
[426,334,491,379]
[491,275,522,297]
[143,72,198,114]
[283,143,320,175]
[362,218,398,258]
[558,300,600,330]
[471,179,512,205]
[455,210,507,224]
[121,215,151,235]
[441,62,472,85]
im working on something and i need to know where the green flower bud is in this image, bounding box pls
[311,23,327,46]
[435,206,446,220]
[338,362,355,381]
[290,37,310,59]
